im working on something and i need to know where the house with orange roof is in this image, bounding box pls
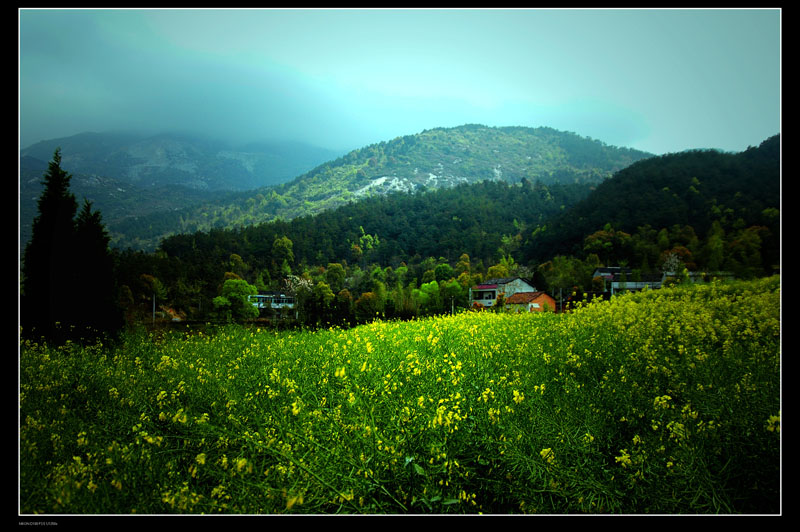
[468,277,538,308]
[504,291,557,313]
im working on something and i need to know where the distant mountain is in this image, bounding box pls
[20,131,343,191]
[19,125,653,251]
[262,124,653,216]
[113,124,653,250]
[19,132,344,251]
[156,134,780,299]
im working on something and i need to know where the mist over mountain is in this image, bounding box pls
[19,132,344,250]
[20,131,344,191]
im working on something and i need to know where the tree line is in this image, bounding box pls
[20,135,780,342]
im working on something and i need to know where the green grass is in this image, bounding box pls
[19,277,781,514]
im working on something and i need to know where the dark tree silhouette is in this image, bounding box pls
[21,149,78,341]
[21,149,122,343]
[72,199,124,340]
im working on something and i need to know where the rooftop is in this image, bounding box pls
[505,291,551,304]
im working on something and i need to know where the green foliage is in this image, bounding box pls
[525,135,780,267]
[77,125,650,250]
[103,133,779,325]
[213,279,258,322]
[324,263,346,293]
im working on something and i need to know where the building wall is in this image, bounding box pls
[502,278,536,298]
[504,294,556,313]
[469,279,538,308]
[535,294,557,312]
[472,290,497,304]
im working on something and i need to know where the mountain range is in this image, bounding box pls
[19,124,654,251]
[20,131,343,191]
[157,133,779,284]
[19,132,343,250]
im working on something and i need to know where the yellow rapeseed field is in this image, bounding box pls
[19,277,781,514]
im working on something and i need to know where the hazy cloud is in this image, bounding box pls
[19,8,780,154]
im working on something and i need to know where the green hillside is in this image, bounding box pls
[523,135,781,271]
[120,133,780,325]
[111,124,653,250]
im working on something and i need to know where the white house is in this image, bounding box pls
[469,277,537,308]
[248,292,296,310]
[609,273,663,295]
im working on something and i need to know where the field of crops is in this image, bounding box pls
[19,277,781,515]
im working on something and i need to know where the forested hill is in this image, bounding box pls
[108,124,653,249]
[523,134,781,269]
[157,134,779,276]
[158,178,592,277]
[117,133,778,324]
[19,132,343,252]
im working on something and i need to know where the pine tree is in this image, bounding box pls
[21,149,122,342]
[21,149,78,340]
[73,199,123,339]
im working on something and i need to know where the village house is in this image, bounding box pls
[468,277,537,308]
[609,272,663,295]
[592,267,632,292]
[504,291,557,313]
[248,292,296,311]
[599,267,735,295]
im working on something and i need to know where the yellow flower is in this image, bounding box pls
[766,413,780,432]
[196,453,207,465]
[615,449,632,468]
[539,447,555,465]
[512,390,524,404]
[286,492,304,509]
[653,395,672,409]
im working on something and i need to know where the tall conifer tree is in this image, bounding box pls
[21,149,122,342]
[73,199,123,339]
[21,149,78,340]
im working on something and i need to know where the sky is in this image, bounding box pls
[19,8,781,155]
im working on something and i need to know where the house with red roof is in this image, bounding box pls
[504,291,557,313]
[468,277,538,308]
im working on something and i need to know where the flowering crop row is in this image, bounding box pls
[19,277,780,514]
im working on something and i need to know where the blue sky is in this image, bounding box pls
[19,8,781,155]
